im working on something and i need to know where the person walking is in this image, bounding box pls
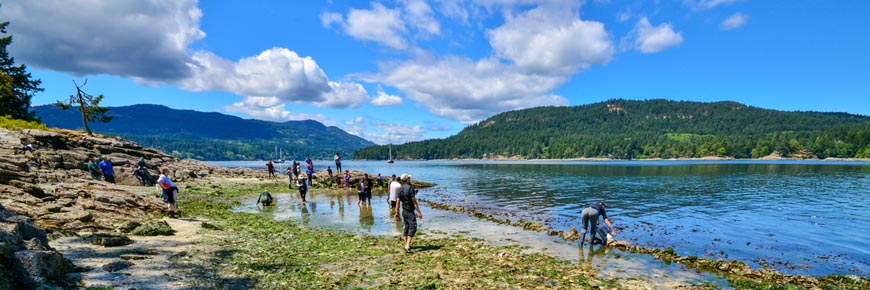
[581,201,617,245]
[296,175,309,203]
[396,173,422,253]
[98,155,116,184]
[388,174,401,213]
[334,152,342,172]
[359,173,373,206]
[157,168,179,218]
[266,160,275,178]
[285,167,293,189]
[87,155,103,180]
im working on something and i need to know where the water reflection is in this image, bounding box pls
[219,160,870,277]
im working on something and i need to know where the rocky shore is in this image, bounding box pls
[0,127,270,289]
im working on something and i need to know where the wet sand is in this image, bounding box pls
[234,189,728,287]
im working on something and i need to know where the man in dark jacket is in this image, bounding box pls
[395,173,422,253]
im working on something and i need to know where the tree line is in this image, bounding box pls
[354,100,870,160]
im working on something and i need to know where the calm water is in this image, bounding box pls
[212,160,870,277]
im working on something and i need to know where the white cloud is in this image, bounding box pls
[356,123,425,145]
[690,0,741,10]
[371,88,404,106]
[370,56,569,123]
[721,12,747,30]
[622,17,684,53]
[617,10,632,22]
[328,3,408,49]
[224,96,334,124]
[402,0,441,36]
[4,2,371,110]
[182,48,369,108]
[488,3,614,74]
[321,12,344,28]
[0,0,205,80]
[320,82,370,108]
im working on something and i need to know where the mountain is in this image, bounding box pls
[355,99,870,160]
[35,104,375,160]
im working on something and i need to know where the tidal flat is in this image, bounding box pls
[168,177,868,289]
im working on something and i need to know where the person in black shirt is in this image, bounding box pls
[395,173,422,253]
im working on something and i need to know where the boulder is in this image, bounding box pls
[0,203,77,289]
[91,234,134,247]
[117,221,142,233]
[101,260,134,272]
[560,228,581,241]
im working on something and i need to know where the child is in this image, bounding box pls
[296,175,308,203]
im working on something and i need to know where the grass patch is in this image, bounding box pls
[0,115,49,130]
[180,180,593,289]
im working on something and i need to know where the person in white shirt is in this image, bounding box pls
[157,168,179,218]
[388,174,402,214]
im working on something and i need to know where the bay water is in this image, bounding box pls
[213,160,870,277]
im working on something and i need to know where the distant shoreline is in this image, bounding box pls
[207,157,870,162]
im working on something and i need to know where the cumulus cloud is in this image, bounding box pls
[622,17,684,53]
[0,0,204,80]
[224,96,334,124]
[488,3,614,74]
[721,12,747,30]
[402,0,441,36]
[4,1,371,111]
[323,3,408,49]
[370,56,569,123]
[371,88,404,106]
[181,48,368,108]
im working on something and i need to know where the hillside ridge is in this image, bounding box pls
[354,99,870,160]
[34,104,374,160]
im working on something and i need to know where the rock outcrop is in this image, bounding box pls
[0,203,77,289]
[0,128,263,234]
[0,127,264,289]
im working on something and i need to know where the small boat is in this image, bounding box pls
[387,142,394,164]
[273,146,285,163]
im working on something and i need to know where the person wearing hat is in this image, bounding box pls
[296,174,308,203]
[581,201,616,245]
[98,155,116,184]
[395,173,422,253]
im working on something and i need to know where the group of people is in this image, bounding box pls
[86,154,180,218]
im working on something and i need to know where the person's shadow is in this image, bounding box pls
[409,244,442,253]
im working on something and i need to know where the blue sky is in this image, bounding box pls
[3,1,868,144]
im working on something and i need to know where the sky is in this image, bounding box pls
[2,0,868,145]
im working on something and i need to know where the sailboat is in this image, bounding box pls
[387,142,394,164]
[273,146,285,163]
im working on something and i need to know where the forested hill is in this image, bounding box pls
[355,99,870,160]
[35,104,374,160]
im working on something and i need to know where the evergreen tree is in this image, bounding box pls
[56,79,113,135]
[0,17,43,121]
